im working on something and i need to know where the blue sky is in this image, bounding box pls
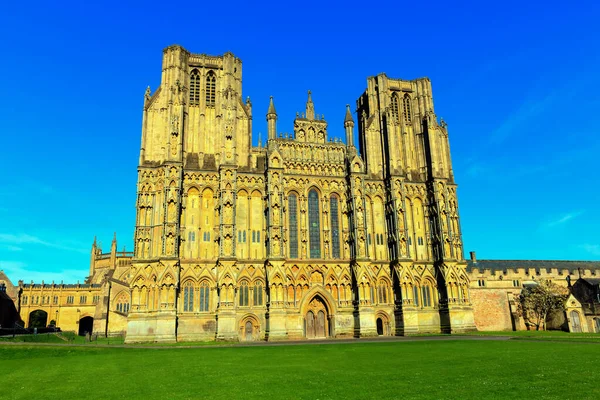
[0,1,599,283]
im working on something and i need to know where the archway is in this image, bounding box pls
[239,315,260,342]
[305,295,329,339]
[28,310,47,328]
[570,311,581,333]
[376,318,384,335]
[78,316,94,336]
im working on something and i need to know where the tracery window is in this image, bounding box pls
[421,285,432,307]
[403,94,412,123]
[378,281,388,304]
[288,194,298,258]
[183,281,194,312]
[239,281,249,307]
[206,71,216,107]
[189,69,200,106]
[330,195,340,258]
[115,293,130,314]
[390,93,400,122]
[413,286,419,307]
[67,295,74,304]
[253,282,263,306]
[199,281,210,312]
[308,190,321,258]
[22,296,28,305]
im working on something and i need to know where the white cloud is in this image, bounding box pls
[0,260,88,284]
[0,233,87,254]
[546,211,584,227]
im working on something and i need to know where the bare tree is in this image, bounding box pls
[515,280,569,331]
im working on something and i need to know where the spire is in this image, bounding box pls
[267,96,277,116]
[344,104,354,124]
[92,236,97,247]
[306,90,315,120]
[267,97,277,140]
[344,104,355,147]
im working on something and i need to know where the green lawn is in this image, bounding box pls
[1,340,599,400]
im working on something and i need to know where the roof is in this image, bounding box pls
[466,259,600,273]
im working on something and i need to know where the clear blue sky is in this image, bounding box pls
[1,1,599,283]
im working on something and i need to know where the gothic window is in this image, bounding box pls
[190,69,200,106]
[403,94,412,123]
[239,281,249,306]
[421,285,432,307]
[92,295,99,305]
[79,295,86,304]
[183,281,194,312]
[115,293,130,314]
[330,195,340,259]
[308,190,321,258]
[390,93,400,122]
[253,282,263,306]
[206,71,216,107]
[22,296,28,305]
[288,194,298,258]
[413,286,419,306]
[199,281,210,312]
[378,281,388,304]
[67,296,74,304]
[188,231,195,242]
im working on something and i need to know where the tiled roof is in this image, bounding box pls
[466,259,600,273]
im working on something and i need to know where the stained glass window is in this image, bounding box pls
[288,194,298,258]
[206,71,216,107]
[190,69,200,106]
[253,283,263,306]
[308,190,321,258]
[199,282,210,311]
[330,196,340,258]
[183,281,194,312]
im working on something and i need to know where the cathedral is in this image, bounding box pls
[8,45,597,342]
[123,44,474,342]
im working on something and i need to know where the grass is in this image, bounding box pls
[0,332,125,345]
[456,330,600,342]
[1,340,599,399]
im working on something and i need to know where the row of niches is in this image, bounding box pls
[274,142,346,163]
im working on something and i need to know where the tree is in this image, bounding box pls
[515,280,569,331]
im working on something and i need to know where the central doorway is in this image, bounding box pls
[305,296,328,339]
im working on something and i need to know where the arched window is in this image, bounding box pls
[288,193,299,258]
[308,190,321,258]
[330,195,340,259]
[199,281,210,312]
[239,281,249,307]
[206,71,216,107]
[115,292,130,314]
[253,282,263,306]
[189,69,200,106]
[22,295,28,305]
[390,93,400,122]
[403,94,412,123]
[183,281,194,312]
[421,284,432,307]
[378,281,388,304]
[413,285,419,307]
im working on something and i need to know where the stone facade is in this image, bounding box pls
[4,45,599,341]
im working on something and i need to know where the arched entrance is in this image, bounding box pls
[305,296,329,339]
[28,310,48,328]
[375,312,390,336]
[239,315,260,342]
[376,318,384,335]
[570,311,581,333]
[78,316,94,336]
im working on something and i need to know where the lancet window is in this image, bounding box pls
[206,71,216,107]
[189,69,201,106]
[308,190,321,258]
[330,195,340,258]
[390,93,400,122]
[199,281,210,312]
[183,281,194,312]
[288,194,298,258]
[239,281,249,307]
[403,94,412,123]
[253,282,263,306]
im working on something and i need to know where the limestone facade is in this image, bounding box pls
[6,45,599,341]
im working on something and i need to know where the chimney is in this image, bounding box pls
[469,251,477,263]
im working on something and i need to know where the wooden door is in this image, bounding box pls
[316,310,325,338]
[306,311,315,338]
[245,321,253,341]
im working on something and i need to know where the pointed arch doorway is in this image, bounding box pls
[305,296,329,339]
